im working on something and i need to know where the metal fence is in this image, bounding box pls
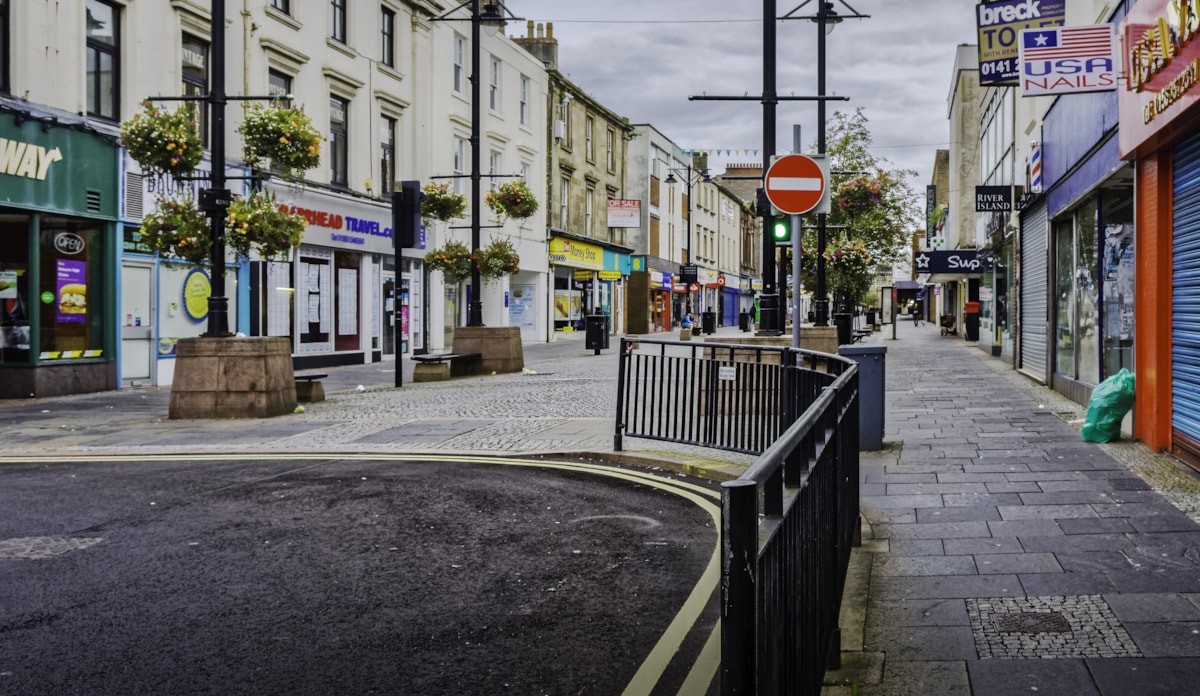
[614,338,851,455]
[613,337,860,696]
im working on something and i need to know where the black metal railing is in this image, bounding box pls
[722,365,860,695]
[614,337,851,455]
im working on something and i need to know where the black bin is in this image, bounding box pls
[701,311,717,335]
[584,315,609,354]
[964,312,980,342]
[738,311,751,332]
[865,309,877,326]
[834,313,853,346]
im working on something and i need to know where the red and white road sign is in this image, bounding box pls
[764,154,826,215]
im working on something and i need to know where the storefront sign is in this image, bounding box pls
[548,237,604,269]
[977,0,1066,85]
[1120,0,1200,157]
[976,186,1012,211]
[1019,24,1116,96]
[183,268,211,322]
[913,249,993,275]
[267,183,394,255]
[1,112,117,216]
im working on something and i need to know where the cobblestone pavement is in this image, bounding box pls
[825,319,1200,696]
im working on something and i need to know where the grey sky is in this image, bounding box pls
[509,1,979,189]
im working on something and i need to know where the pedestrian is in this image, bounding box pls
[911,303,921,326]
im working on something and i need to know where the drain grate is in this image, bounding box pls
[992,611,1072,633]
[967,595,1141,659]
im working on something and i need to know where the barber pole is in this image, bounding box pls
[1030,142,1043,193]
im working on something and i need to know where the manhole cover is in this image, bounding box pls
[993,611,1072,633]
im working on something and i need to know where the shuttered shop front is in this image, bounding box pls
[1020,200,1049,382]
[1172,133,1200,460]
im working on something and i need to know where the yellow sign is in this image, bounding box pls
[548,237,603,270]
[598,271,622,280]
[183,268,211,322]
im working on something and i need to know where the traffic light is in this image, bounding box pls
[771,216,792,246]
[393,180,425,249]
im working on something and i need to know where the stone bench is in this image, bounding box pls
[294,372,328,402]
[411,353,482,382]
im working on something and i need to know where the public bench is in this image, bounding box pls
[294,372,328,402]
[411,353,482,381]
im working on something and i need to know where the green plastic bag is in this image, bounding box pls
[1081,368,1136,443]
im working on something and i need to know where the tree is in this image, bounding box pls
[801,108,919,293]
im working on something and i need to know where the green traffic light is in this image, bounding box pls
[772,219,789,240]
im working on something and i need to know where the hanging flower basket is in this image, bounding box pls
[421,183,468,222]
[224,189,307,261]
[424,239,473,280]
[477,238,521,279]
[485,180,539,222]
[139,195,212,267]
[824,239,874,303]
[237,104,322,174]
[834,177,884,217]
[120,101,204,178]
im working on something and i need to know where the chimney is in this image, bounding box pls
[546,22,553,40]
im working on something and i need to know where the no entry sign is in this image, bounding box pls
[764,154,827,215]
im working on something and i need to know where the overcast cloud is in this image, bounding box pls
[510,1,979,189]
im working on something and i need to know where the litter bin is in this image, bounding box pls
[964,301,980,342]
[838,344,887,451]
[834,313,853,346]
[865,309,877,327]
[702,311,717,336]
[584,315,609,354]
[738,311,751,332]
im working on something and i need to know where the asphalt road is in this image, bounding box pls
[0,454,722,695]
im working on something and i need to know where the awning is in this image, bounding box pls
[914,249,991,282]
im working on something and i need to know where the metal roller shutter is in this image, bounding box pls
[1020,201,1049,381]
[1172,134,1200,457]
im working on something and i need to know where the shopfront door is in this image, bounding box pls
[382,272,396,359]
[120,261,154,386]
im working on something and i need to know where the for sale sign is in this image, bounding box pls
[977,0,1065,85]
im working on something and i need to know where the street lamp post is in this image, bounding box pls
[664,163,712,317]
[813,1,839,326]
[435,1,506,327]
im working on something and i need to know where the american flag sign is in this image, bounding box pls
[1019,25,1116,96]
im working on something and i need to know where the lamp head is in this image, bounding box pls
[816,2,841,33]
[701,171,714,184]
[664,172,678,185]
[480,3,506,25]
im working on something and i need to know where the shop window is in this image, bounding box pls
[1053,195,1100,385]
[300,253,331,345]
[334,251,360,351]
[1101,189,1135,378]
[1,0,10,94]
[181,34,209,147]
[39,219,105,361]
[86,0,120,121]
[0,214,30,364]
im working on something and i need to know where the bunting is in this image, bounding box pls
[682,149,762,159]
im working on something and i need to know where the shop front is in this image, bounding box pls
[1118,0,1196,458]
[548,235,626,334]
[263,182,423,369]
[0,107,119,398]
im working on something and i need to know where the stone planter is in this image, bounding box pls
[169,336,297,419]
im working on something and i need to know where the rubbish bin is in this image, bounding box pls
[584,315,609,354]
[738,311,751,332]
[865,309,876,327]
[834,313,853,346]
[838,344,887,451]
[964,301,980,342]
[702,311,717,335]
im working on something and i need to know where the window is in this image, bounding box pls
[559,176,570,229]
[331,0,347,43]
[452,136,467,193]
[271,0,290,13]
[268,69,292,107]
[381,7,395,67]
[585,187,594,236]
[453,35,465,93]
[519,75,529,126]
[329,95,349,187]
[606,129,615,172]
[1,0,9,94]
[563,100,572,147]
[380,116,396,196]
[489,56,501,111]
[489,151,502,191]
[181,34,209,146]
[85,0,119,120]
[585,117,594,161]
